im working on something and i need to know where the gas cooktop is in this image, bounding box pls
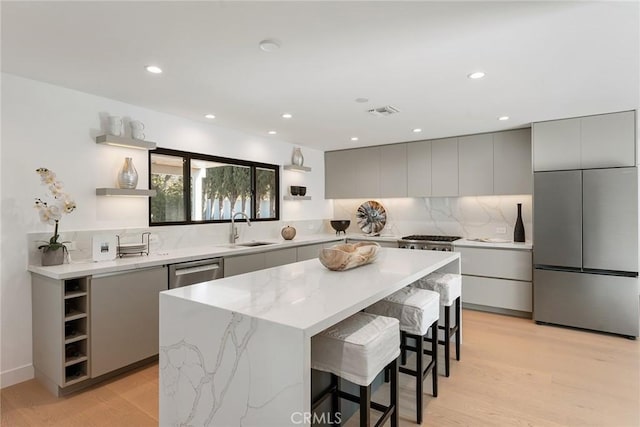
[400,235,462,242]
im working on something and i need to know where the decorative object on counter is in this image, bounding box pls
[319,241,380,271]
[514,203,525,242]
[34,168,77,266]
[330,219,350,235]
[356,200,387,235]
[292,147,304,166]
[108,115,123,136]
[117,157,139,189]
[281,225,296,240]
[92,234,118,262]
[129,120,145,140]
[116,232,150,257]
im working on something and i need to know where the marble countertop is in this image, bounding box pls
[163,248,460,336]
[453,238,533,250]
[28,234,345,280]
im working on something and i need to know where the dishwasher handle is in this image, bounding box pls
[175,264,220,276]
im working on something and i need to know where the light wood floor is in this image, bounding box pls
[2,309,639,426]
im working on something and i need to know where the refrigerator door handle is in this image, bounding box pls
[582,268,638,278]
[534,265,583,273]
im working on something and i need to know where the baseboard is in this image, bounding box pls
[1,363,34,388]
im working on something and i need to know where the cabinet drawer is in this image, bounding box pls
[456,247,532,281]
[462,275,532,312]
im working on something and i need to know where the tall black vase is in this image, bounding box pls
[514,203,525,243]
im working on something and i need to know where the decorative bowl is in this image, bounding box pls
[330,220,350,235]
[319,242,380,271]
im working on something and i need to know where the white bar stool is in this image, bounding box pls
[366,287,440,424]
[412,272,462,377]
[311,312,400,427]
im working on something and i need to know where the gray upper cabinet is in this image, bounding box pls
[431,138,459,197]
[493,128,532,195]
[379,144,408,197]
[458,133,494,196]
[532,117,581,171]
[325,147,380,199]
[533,111,636,171]
[580,111,635,169]
[407,140,432,197]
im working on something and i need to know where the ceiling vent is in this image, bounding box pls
[367,105,400,117]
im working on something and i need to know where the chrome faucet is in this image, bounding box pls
[230,212,251,244]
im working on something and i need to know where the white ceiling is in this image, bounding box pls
[2,1,638,151]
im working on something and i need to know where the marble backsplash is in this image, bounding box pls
[27,219,329,264]
[332,195,533,240]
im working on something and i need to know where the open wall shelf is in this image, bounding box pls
[96,188,157,197]
[95,134,156,150]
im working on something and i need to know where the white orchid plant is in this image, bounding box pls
[34,168,76,252]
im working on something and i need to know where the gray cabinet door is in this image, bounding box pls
[533,170,583,268]
[533,118,581,171]
[324,150,351,199]
[431,137,458,196]
[297,244,324,262]
[458,133,493,196]
[325,147,380,199]
[407,140,432,197]
[224,253,265,277]
[493,128,532,195]
[264,248,297,268]
[90,266,168,378]
[379,144,407,197]
[581,111,636,169]
[583,167,638,272]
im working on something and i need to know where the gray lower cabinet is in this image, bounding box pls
[296,242,338,261]
[224,248,298,277]
[90,266,167,378]
[455,246,533,316]
[32,274,91,395]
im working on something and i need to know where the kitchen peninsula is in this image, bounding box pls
[159,248,460,426]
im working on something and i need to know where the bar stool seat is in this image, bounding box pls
[412,272,462,377]
[366,287,440,424]
[312,312,400,427]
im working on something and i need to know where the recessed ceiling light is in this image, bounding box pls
[413,128,422,133]
[145,65,163,74]
[259,39,281,52]
[467,71,485,79]
[355,98,369,103]
[350,137,359,141]
[282,113,292,119]
[204,114,215,119]
[498,116,510,121]
[268,130,277,135]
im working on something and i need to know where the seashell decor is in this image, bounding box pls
[318,242,380,271]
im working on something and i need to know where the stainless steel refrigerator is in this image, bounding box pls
[533,167,640,338]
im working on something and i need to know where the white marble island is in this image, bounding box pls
[159,248,460,426]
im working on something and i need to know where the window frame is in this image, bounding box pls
[148,147,280,226]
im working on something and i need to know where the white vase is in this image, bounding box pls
[292,147,304,166]
[117,157,138,189]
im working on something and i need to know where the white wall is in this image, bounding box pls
[0,73,332,387]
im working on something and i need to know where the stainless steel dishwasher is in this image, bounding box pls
[169,258,224,289]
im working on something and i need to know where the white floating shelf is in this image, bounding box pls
[283,164,311,172]
[96,188,157,197]
[96,134,156,150]
[283,195,311,201]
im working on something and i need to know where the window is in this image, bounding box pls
[149,148,279,225]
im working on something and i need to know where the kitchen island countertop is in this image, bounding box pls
[159,248,460,426]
